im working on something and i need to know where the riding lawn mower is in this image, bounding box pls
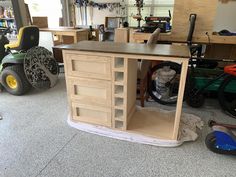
[0,26,58,95]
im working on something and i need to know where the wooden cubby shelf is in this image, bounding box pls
[114,109,124,118]
[114,72,124,82]
[114,85,124,95]
[114,97,124,107]
[127,109,175,139]
[115,120,124,129]
[114,57,124,69]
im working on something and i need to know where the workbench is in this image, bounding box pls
[127,0,236,60]
[129,30,236,61]
[62,41,190,145]
[40,27,89,44]
[130,30,236,45]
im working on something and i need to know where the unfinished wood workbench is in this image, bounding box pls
[40,27,89,44]
[62,41,190,145]
[130,29,236,45]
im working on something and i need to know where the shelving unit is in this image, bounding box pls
[0,0,16,33]
[112,57,127,130]
[0,18,15,29]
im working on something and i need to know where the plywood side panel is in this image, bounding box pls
[114,28,130,43]
[76,31,89,42]
[126,59,138,127]
[63,50,74,120]
[172,0,218,38]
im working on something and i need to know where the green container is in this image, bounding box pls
[193,68,236,93]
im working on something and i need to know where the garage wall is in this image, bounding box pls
[214,1,236,32]
[72,0,125,26]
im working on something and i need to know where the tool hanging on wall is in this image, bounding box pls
[75,0,121,12]
[75,0,121,25]
[133,0,144,28]
[84,0,88,26]
[88,2,93,25]
[75,0,84,25]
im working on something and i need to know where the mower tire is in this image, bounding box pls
[0,65,31,95]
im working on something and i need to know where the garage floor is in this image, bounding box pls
[0,74,236,177]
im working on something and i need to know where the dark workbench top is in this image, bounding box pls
[61,41,190,58]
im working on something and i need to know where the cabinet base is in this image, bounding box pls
[67,108,203,147]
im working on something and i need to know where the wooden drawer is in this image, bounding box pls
[68,77,111,107]
[65,53,111,80]
[71,102,112,127]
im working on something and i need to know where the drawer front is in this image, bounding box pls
[65,53,111,80]
[68,77,111,107]
[72,102,112,127]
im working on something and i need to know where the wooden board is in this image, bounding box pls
[172,0,218,38]
[61,41,190,59]
[131,31,236,45]
[126,59,138,127]
[205,44,236,60]
[130,0,236,45]
[172,60,189,139]
[128,109,175,140]
[68,117,183,147]
[32,17,48,28]
[114,28,130,43]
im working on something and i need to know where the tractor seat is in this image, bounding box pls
[5,26,39,51]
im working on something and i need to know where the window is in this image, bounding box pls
[127,0,174,27]
[25,0,62,28]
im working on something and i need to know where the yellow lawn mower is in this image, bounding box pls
[0,26,58,95]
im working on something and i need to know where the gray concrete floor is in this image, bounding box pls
[0,74,236,177]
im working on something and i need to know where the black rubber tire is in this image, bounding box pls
[148,61,181,105]
[0,83,3,92]
[218,75,236,118]
[0,65,31,95]
[205,132,236,155]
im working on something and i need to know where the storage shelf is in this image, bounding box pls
[114,57,124,69]
[0,18,14,20]
[114,85,124,94]
[114,117,124,121]
[0,27,16,30]
[115,120,124,129]
[114,106,124,110]
[115,109,124,118]
[114,81,124,85]
[113,68,124,72]
[114,93,124,98]
[115,97,124,107]
[127,109,176,139]
[114,72,124,82]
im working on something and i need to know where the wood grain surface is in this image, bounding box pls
[61,41,190,58]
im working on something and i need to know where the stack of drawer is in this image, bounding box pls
[63,51,112,127]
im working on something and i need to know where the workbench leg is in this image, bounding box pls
[172,60,189,140]
[74,33,78,43]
